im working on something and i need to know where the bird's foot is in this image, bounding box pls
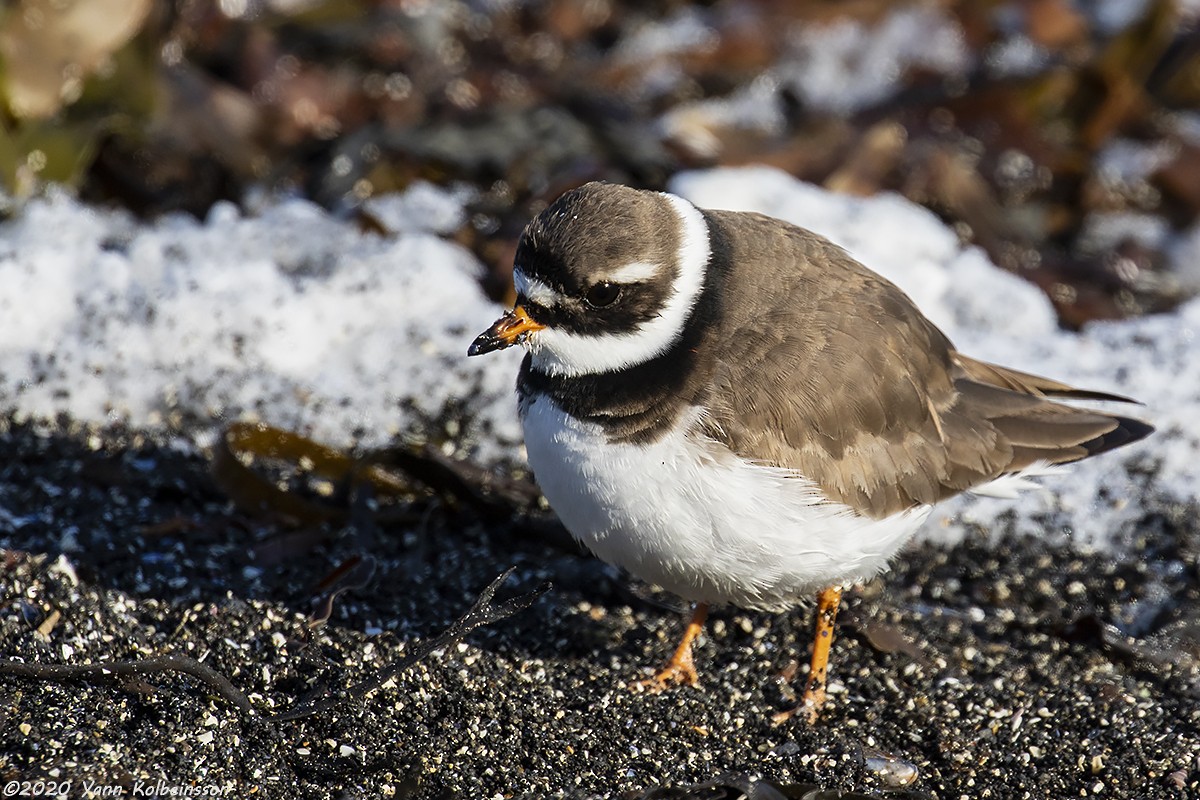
[771,682,825,725]
[633,647,699,693]
[631,602,708,693]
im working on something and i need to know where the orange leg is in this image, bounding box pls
[775,585,843,724]
[636,602,709,692]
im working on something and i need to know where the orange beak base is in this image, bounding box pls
[467,305,546,356]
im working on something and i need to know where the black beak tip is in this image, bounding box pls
[467,334,499,357]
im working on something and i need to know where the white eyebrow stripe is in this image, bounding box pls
[513,268,562,307]
[606,260,661,283]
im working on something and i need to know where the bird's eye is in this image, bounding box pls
[584,281,621,308]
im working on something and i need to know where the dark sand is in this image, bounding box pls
[1,418,1197,799]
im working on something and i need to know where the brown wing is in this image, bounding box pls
[698,210,1152,519]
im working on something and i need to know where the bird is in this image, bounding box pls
[467,181,1153,722]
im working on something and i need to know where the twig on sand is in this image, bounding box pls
[271,567,548,722]
[0,654,254,713]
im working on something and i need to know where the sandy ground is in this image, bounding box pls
[1,418,1197,799]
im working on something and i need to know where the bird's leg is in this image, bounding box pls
[801,585,844,716]
[636,602,709,692]
[774,585,843,724]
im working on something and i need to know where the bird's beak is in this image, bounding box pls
[467,305,546,356]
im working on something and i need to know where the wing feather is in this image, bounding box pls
[697,210,1151,519]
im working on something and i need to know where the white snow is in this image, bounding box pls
[656,5,969,158]
[1095,138,1179,186]
[778,7,968,114]
[985,34,1050,78]
[1171,222,1200,293]
[658,75,786,158]
[360,181,472,236]
[1087,0,1152,34]
[0,183,524,458]
[1,167,1196,554]
[1077,211,1171,256]
[614,8,718,64]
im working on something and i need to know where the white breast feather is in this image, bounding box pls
[521,396,931,610]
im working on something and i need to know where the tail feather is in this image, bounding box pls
[1080,415,1155,457]
[947,355,1154,485]
[953,353,1142,404]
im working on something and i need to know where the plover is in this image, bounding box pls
[468,182,1153,721]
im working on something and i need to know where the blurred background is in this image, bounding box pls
[2,0,1199,323]
[2,6,1199,796]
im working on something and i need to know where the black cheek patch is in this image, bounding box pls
[527,300,578,331]
[569,283,672,337]
[523,280,671,338]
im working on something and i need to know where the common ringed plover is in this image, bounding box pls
[468,182,1153,721]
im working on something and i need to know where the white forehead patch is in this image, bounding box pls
[526,191,711,377]
[513,268,562,308]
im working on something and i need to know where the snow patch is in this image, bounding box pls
[0,185,523,458]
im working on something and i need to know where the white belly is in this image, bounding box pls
[521,396,930,610]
